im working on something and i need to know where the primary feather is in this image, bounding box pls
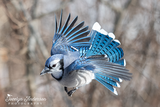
[41,11,132,96]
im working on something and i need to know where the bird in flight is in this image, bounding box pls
[40,10,132,97]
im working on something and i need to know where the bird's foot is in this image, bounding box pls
[67,89,76,97]
[64,87,78,97]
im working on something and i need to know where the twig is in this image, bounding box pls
[101,0,133,35]
[32,0,71,21]
[30,0,38,19]
[113,0,133,35]
[19,1,50,59]
[100,0,122,13]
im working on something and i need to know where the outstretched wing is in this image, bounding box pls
[51,10,91,56]
[64,55,131,94]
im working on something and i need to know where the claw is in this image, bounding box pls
[68,91,73,96]
[67,89,76,97]
[64,87,78,97]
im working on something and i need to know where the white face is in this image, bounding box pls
[49,59,61,70]
[48,59,63,73]
[40,54,64,79]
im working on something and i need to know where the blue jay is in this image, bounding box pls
[40,10,132,96]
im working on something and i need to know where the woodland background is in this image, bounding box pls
[0,0,160,107]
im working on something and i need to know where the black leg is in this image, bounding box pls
[67,87,78,97]
[64,87,79,97]
[64,87,68,93]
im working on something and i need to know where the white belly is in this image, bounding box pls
[59,70,95,88]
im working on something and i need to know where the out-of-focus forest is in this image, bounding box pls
[0,0,160,107]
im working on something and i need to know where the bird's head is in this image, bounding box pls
[40,54,64,79]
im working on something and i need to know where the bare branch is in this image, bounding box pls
[18,1,50,59]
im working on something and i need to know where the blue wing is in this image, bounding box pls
[51,10,91,56]
[64,22,131,94]
[86,31,122,62]
[65,55,131,94]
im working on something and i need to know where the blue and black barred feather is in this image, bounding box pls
[68,55,131,94]
[82,22,131,94]
[86,31,124,64]
[51,11,131,95]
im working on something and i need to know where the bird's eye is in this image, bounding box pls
[52,64,56,67]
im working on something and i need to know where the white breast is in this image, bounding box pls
[77,71,95,86]
[60,70,95,88]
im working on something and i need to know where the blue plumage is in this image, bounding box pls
[75,46,90,57]
[99,40,120,55]
[95,73,118,87]
[41,11,131,96]
[95,74,115,93]
[106,47,124,62]
[65,21,84,37]
[108,75,122,82]
[86,32,116,57]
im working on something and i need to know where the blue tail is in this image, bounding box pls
[86,22,131,95]
[95,73,119,95]
[115,59,126,66]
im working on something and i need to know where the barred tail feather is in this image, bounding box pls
[87,58,132,81]
[115,59,126,66]
[95,73,120,87]
[85,22,131,94]
[89,58,131,94]
[95,73,118,95]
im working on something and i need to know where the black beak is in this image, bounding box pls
[40,67,50,75]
